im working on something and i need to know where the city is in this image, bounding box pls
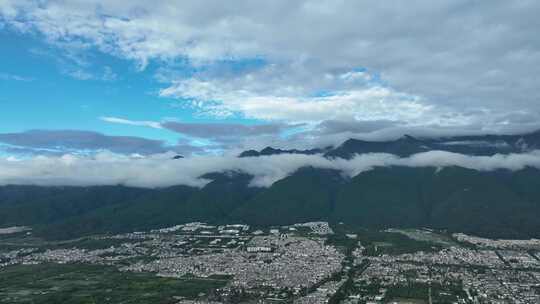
[2,222,540,303]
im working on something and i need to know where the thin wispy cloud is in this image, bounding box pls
[0,72,33,82]
[100,117,163,129]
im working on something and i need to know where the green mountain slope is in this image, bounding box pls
[38,185,197,239]
[332,167,432,228]
[3,166,540,240]
[0,185,152,227]
[232,168,345,226]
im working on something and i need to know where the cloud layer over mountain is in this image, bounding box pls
[2,150,540,188]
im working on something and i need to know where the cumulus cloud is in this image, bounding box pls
[159,76,433,123]
[2,150,540,188]
[2,0,540,133]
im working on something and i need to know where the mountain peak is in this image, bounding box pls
[401,134,417,140]
[239,146,326,158]
[396,134,424,143]
[260,147,281,155]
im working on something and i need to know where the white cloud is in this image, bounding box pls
[2,0,540,139]
[99,116,163,129]
[159,74,436,124]
[2,150,540,188]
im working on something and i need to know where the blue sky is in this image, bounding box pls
[1,1,540,157]
[0,24,295,156]
[0,28,251,144]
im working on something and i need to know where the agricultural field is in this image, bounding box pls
[0,263,229,304]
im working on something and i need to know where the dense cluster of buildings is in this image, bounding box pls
[125,235,344,291]
[354,243,540,303]
[453,233,540,250]
[2,222,540,303]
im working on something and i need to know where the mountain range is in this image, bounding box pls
[244,130,540,159]
[3,130,540,240]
